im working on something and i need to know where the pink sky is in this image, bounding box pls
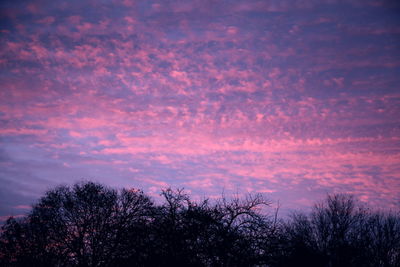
[1,0,400,220]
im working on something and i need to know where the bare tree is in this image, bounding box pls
[364,212,400,267]
[1,185,399,267]
[277,194,400,267]
[0,182,154,267]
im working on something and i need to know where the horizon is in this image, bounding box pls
[1,0,400,222]
[2,180,397,223]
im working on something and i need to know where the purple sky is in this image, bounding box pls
[1,0,400,220]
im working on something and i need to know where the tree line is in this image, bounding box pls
[0,181,399,267]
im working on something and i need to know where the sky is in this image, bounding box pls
[1,0,400,221]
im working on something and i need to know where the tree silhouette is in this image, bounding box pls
[277,194,400,267]
[0,182,154,266]
[146,188,273,266]
[1,182,399,267]
[364,212,400,267]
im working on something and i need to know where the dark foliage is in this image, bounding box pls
[1,182,399,267]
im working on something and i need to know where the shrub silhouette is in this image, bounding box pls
[1,182,399,267]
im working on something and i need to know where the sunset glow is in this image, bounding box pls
[1,0,399,220]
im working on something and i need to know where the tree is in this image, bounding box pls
[148,188,273,267]
[310,194,366,266]
[1,184,399,267]
[0,182,154,267]
[277,194,400,267]
[364,212,400,267]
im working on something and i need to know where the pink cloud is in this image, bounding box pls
[36,16,55,25]
[1,0,399,218]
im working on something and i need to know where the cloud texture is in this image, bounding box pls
[1,0,400,219]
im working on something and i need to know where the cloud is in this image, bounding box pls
[0,0,399,219]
